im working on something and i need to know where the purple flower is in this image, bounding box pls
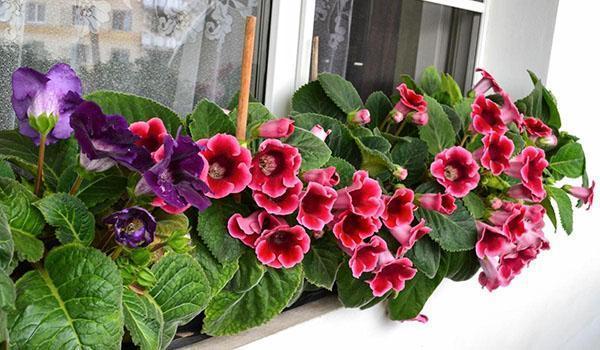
[137,134,211,212]
[104,207,156,248]
[70,101,153,172]
[11,63,83,144]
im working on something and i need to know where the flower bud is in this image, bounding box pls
[393,165,408,180]
[535,134,558,150]
[257,117,295,138]
[347,109,371,125]
[310,124,331,141]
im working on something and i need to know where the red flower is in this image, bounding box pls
[368,257,417,297]
[258,117,295,138]
[430,146,480,198]
[255,225,311,268]
[390,219,431,256]
[249,139,302,197]
[297,182,337,231]
[524,117,552,139]
[302,167,340,187]
[349,236,389,278]
[151,197,190,215]
[499,91,524,129]
[332,210,381,250]
[507,184,545,203]
[393,83,428,125]
[197,133,252,199]
[475,222,511,259]
[480,132,515,175]
[253,180,302,215]
[227,210,286,248]
[129,117,168,155]
[335,170,383,217]
[564,181,595,210]
[310,124,331,141]
[417,193,457,215]
[473,68,502,95]
[471,95,507,135]
[506,146,548,200]
[381,188,416,229]
[489,202,546,245]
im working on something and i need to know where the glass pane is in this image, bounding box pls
[313,0,481,99]
[0,0,271,130]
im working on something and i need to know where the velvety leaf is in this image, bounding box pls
[73,174,128,212]
[202,265,303,336]
[390,137,429,186]
[324,156,355,188]
[419,66,442,96]
[355,137,396,177]
[0,160,14,179]
[190,237,239,297]
[34,193,95,246]
[228,249,266,293]
[318,73,363,114]
[285,127,332,171]
[443,105,462,133]
[440,73,463,105]
[406,236,440,279]
[123,288,164,350]
[415,200,477,252]
[365,91,393,129]
[454,97,474,132]
[155,212,189,238]
[0,207,13,271]
[188,99,236,140]
[547,186,573,234]
[291,80,346,120]
[549,142,585,178]
[419,96,456,154]
[359,135,391,153]
[541,197,558,231]
[85,90,182,134]
[0,270,14,311]
[302,235,344,290]
[527,71,561,129]
[462,192,487,219]
[336,263,375,308]
[8,245,123,349]
[506,130,526,154]
[196,198,246,263]
[444,250,480,281]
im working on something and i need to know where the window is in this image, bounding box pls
[112,10,132,31]
[111,48,130,63]
[71,44,89,67]
[26,3,46,24]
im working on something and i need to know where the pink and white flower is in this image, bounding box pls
[249,139,302,197]
[368,257,417,297]
[255,224,311,268]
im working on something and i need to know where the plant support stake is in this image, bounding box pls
[236,16,257,142]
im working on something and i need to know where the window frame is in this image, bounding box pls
[25,3,46,24]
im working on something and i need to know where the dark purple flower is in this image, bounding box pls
[70,101,153,172]
[104,207,156,248]
[137,134,211,212]
[11,63,83,144]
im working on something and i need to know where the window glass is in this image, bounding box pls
[0,0,271,130]
[313,0,481,99]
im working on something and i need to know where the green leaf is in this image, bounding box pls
[0,270,15,311]
[462,192,487,219]
[336,263,375,308]
[122,288,164,350]
[302,235,344,290]
[85,90,182,134]
[415,200,477,252]
[0,207,13,271]
[197,198,245,263]
[443,105,462,133]
[318,73,363,114]
[34,193,95,246]
[541,197,558,231]
[390,137,429,186]
[419,96,456,154]
[405,236,440,279]
[155,212,189,238]
[454,97,474,132]
[0,160,14,180]
[527,71,561,129]
[73,174,128,212]
[8,245,123,349]
[388,255,449,320]
[285,127,332,171]
[188,99,236,140]
[190,237,239,298]
[444,250,480,281]
[549,142,585,178]
[547,186,573,234]
[291,80,346,120]
[365,91,393,128]
[359,135,391,153]
[419,66,442,96]
[506,130,526,154]
[440,73,462,105]
[355,137,396,177]
[228,249,266,293]
[202,265,303,336]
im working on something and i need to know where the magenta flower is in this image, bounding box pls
[381,188,416,229]
[348,109,371,125]
[249,139,302,197]
[480,132,515,175]
[310,124,331,141]
[475,222,511,259]
[255,224,311,268]
[348,236,389,278]
[258,118,295,138]
[430,146,480,198]
[332,210,381,250]
[564,181,595,210]
[471,95,507,135]
[227,210,286,248]
[253,181,303,216]
[302,167,340,187]
[473,68,502,96]
[389,218,431,256]
[393,83,428,125]
[417,193,457,215]
[499,91,525,129]
[506,146,548,201]
[368,257,417,297]
[297,182,337,231]
[104,207,156,248]
[130,117,168,156]
[334,170,383,217]
[197,133,252,199]
[524,117,553,139]
[11,63,83,144]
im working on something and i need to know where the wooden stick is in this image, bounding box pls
[236,16,257,142]
[310,36,319,81]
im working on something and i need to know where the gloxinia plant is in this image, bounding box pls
[0,63,593,350]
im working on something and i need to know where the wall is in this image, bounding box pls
[243,1,600,349]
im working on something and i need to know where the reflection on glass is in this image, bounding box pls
[0,0,269,130]
[313,0,481,100]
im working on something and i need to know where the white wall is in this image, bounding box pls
[243,1,600,349]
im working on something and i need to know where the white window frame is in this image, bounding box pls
[264,0,487,116]
[25,3,46,24]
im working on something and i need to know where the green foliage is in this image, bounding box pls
[462,192,487,219]
[318,73,363,114]
[549,142,585,178]
[122,289,164,350]
[390,137,429,186]
[0,160,15,179]
[285,127,332,171]
[517,71,561,129]
[416,200,477,252]
[365,91,394,129]
[547,186,573,234]
[190,237,239,298]
[69,174,128,213]
[444,250,480,281]
[336,263,375,308]
[291,80,346,120]
[302,235,344,290]
[188,99,236,140]
[406,236,441,279]
[419,96,456,154]
[0,208,13,271]
[323,157,356,188]
[420,66,442,96]
[229,250,266,293]
[197,198,246,263]
[35,193,95,246]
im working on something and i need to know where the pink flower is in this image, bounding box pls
[334,170,383,217]
[507,184,545,203]
[258,117,295,138]
[129,117,168,155]
[332,210,381,250]
[411,112,429,126]
[564,181,595,210]
[390,219,431,256]
[151,197,190,215]
[393,83,428,125]
[255,224,311,268]
[227,210,286,248]
[489,202,546,243]
[393,165,408,181]
[536,134,558,150]
[297,182,337,231]
[302,167,340,187]
[473,68,502,96]
[506,146,548,200]
[253,181,303,215]
[471,95,507,135]
[430,146,480,198]
[348,236,389,278]
[480,132,515,175]
[499,91,525,129]
[475,222,511,259]
[348,109,371,125]
[524,117,552,139]
[197,133,252,199]
[249,139,302,197]
[368,257,417,297]
[417,193,457,215]
[310,124,331,141]
[381,188,416,229]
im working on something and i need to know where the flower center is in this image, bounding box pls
[126,219,144,234]
[444,165,459,181]
[271,231,290,247]
[259,154,278,176]
[208,162,226,179]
